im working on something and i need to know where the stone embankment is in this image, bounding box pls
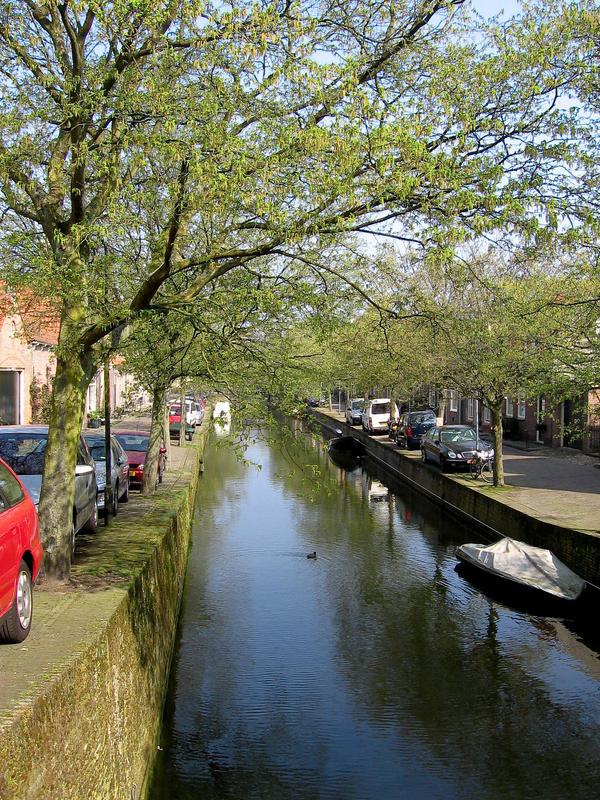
[0,418,208,800]
[314,409,600,586]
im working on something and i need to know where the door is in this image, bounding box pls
[0,371,19,425]
[0,462,26,615]
[75,439,96,525]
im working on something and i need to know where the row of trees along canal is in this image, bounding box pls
[1,0,599,580]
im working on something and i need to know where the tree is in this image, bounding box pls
[0,0,586,577]
[388,251,598,484]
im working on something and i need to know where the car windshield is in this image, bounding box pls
[115,434,149,452]
[409,412,436,425]
[371,402,390,415]
[440,428,476,443]
[0,433,47,475]
[170,406,181,415]
[351,401,364,410]
[87,443,106,461]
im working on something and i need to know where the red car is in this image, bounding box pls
[0,457,43,643]
[113,431,166,489]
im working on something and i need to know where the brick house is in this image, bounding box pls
[0,293,59,424]
[85,355,151,418]
[440,389,600,453]
[0,291,150,425]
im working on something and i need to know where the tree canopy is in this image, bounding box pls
[0,0,597,575]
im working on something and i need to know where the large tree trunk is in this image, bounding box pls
[142,387,166,494]
[490,403,505,487]
[38,342,90,581]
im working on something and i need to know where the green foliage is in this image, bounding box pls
[2,0,599,573]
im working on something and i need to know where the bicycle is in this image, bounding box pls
[469,452,494,482]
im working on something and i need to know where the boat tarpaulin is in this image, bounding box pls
[456,537,586,600]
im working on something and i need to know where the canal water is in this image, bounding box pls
[149,424,600,800]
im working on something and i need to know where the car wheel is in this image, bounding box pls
[112,483,119,516]
[0,561,33,643]
[84,498,98,533]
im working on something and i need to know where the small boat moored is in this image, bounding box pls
[327,435,366,458]
[456,537,586,602]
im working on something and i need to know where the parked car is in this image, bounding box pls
[396,410,437,449]
[168,404,194,441]
[212,401,231,422]
[0,456,43,643]
[114,431,166,489]
[345,399,364,426]
[420,425,494,471]
[83,433,130,517]
[0,426,97,560]
[362,398,396,435]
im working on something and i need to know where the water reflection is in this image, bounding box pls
[150,427,600,800]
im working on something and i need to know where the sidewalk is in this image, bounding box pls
[323,410,600,535]
[0,420,199,726]
[496,445,600,534]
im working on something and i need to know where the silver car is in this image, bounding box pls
[345,398,364,426]
[83,432,129,517]
[0,426,98,559]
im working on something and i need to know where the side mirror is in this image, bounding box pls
[75,464,94,476]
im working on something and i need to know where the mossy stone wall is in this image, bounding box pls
[0,445,201,800]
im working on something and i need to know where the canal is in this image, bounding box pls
[149,424,600,800]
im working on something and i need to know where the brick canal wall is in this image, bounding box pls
[314,411,600,586]
[0,434,206,800]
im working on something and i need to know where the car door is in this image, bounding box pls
[429,428,443,462]
[423,427,440,460]
[111,439,127,492]
[75,438,96,525]
[0,462,26,615]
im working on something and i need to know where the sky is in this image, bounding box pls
[474,0,522,18]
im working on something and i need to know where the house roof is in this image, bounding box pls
[0,287,60,346]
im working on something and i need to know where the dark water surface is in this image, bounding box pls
[149,426,600,800]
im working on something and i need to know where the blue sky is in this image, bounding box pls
[474,0,522,18]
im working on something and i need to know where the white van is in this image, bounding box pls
[362,398,396,435]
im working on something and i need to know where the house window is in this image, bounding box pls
[517,392,526,420]
[467,397,474,420]
[505,397,513,417]
[483,406,491,423]
[449,390,458,412]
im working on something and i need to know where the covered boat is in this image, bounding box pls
[456,537,586,601]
